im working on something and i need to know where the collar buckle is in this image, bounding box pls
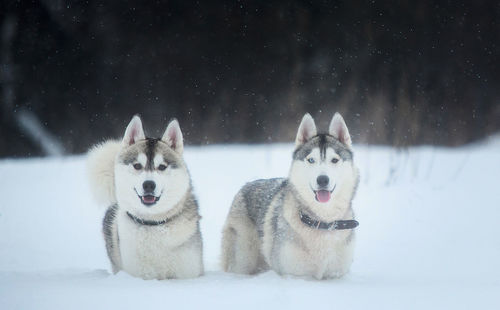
[327,222,338,231]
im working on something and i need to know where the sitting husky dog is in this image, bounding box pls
[87,115,203,279]
[221,113,359,279]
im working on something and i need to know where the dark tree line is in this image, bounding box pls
[0,0,498,157]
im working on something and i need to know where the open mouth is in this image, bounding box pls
[135,189,161,206]
[313,184,336,203]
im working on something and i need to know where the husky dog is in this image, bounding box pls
[87,115,203,279]
[221,113,359,279]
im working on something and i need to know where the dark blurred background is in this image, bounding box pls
[0,0,498,157]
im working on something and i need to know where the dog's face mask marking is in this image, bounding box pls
[290,113,355,206]
[302,147,341,203]
[114,116,190,215]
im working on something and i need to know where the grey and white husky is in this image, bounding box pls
[221,113,359,279]
[87,115,203,279]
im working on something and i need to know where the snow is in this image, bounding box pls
[1,141,499,309]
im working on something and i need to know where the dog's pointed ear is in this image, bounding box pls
[329,112,352,147]
[295,113,317,147]
[162,119,184,154]
[122,115,145,146]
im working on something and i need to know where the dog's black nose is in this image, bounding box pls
[317,175,329,187]
[142,180,156,193]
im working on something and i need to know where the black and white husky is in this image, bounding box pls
[221,113,359,279]
[87,116,203,279]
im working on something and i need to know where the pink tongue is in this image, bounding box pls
[142,195,156,203]
[316,190,331,203]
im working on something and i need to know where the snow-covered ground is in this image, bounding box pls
[1,140,499,309]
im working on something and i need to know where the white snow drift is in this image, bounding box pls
[0,140,499,309]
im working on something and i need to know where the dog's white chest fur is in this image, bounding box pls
[117,211,201,279]
[261,198,355,280]
[280,229,355,279]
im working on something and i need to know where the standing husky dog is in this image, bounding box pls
[87,116,203,279]
[221,113,359,279]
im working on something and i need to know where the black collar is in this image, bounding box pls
[127,212,170,226]
[299,212,359,230]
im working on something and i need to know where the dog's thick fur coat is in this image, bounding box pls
[221,113,359,279]
[87,116,203,279]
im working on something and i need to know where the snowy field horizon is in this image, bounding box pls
[1,138,499,309]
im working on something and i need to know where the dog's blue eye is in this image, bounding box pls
[307,158,315,164]
[158,164,167,171]
[331,158,339,164]
[133,163,142,170]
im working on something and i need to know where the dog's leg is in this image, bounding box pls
[221,196,261,274]
[323,236,355,279]
[171,231,204,279]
